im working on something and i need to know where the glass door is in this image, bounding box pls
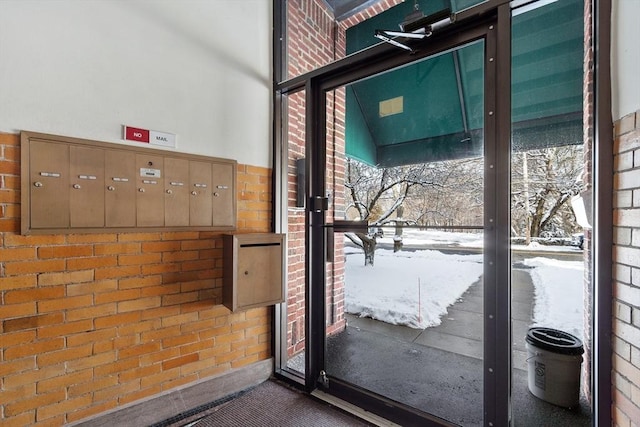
[274,0,600,424]
[308,31,507,425]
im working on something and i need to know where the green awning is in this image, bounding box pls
[345,0,583,167]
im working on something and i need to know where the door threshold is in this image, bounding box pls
[311,389,402,427]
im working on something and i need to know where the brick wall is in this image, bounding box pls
[340,0,403,30]
[285,89,307,357]
[285,0,347,359]
[283,0,403,361]
[286,0,339,79]
[612,110,640,425]
[0,132,273,425]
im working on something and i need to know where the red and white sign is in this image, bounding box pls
[123,125,176,148]
[124,126,149,143]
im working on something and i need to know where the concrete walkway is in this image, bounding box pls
[344,268,545,371]
[331,264,591,426]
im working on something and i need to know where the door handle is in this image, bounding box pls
[328,220,368,234]
[324,220,369,262]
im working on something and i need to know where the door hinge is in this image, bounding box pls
[318,370,329,388]
[310,196,329,212]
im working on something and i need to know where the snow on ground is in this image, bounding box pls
[511,241,583,253]
[524,257,585,341]
[376,229,485,248]
[345,230,584,338]
[376,228,583,253]
[345,246,483,329]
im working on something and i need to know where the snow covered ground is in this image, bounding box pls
[344,230,585,340]
[345,246,483,329]
[524,257,585,341]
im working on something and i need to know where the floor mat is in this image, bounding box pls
[187,380,372,427]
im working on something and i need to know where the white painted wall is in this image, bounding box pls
[612,0,640,120]
[0,0,272,167]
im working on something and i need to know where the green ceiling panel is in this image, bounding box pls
[512,112,583,152]
[511,0,584,122]
[345,40,485,166]
[344,0,584,167]
[350,54,463,144]
[345,86,377,164]
[377,130,484,167]
[450,0,487,13]
[454,43,484,130]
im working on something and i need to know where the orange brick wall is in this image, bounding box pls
[285,0,346,359]
[283,0,403,361]
[612,110,640,425]
[0,132,273,425]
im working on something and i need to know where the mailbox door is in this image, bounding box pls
[236,243,283,308]
[189,160,212,226]
[70,146,105,228]
[30,141,70,229]
[136,154,164,227]
[105,150,136,227]
[212,162,235,227]
[164,157,190,226]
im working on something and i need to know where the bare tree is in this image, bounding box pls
[344,159,442,265]
[343,158,483,265]
[511,145,584,241]
[409,158,484,228]
[343,144,582,266]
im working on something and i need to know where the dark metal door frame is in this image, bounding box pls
[303,7,512,425]
[274,0,613,425]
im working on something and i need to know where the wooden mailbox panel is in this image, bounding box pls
[70,146,105,228]
[164,157,190,227]
[29,140,70,229]
[223,233,285,312]
[136,154,165,227]
[189,160,213,227]
[105,150,136,227]
[21,131,237,234]
[212,162,235,227]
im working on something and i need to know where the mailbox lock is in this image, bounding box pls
[191,191,197,196]
[138,188,145,193]
[213,192,219,197]
[107,185,115,191]
[166,189,173,195]
[244,270,249,275]
[34,181,43,188]
[73,183,81,189]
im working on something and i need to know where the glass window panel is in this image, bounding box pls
[510,0,592,424]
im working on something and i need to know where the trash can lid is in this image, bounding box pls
[526,327,584,355]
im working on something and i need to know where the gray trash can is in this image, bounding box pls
[525,327,584,408]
